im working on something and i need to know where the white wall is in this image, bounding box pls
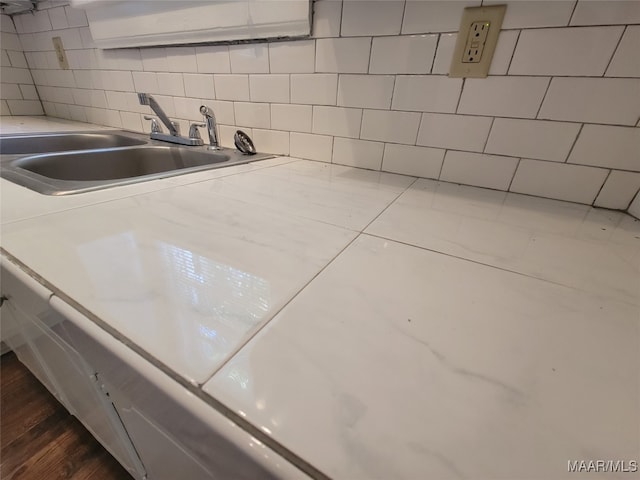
[6,0,640,210]
[0,13,43,115]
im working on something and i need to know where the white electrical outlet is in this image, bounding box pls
[449,5,506,78]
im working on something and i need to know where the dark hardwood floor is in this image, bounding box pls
[1,351,132,480]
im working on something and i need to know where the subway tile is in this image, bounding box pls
[271,104,312,133]
[73,70,92,89]
[568,125,640,172]
[105,91,134,111]
[64,6,88,27]
[484,0,574,29]
[312,0,342,38]
[48,7,68,29]
[46,70,76,88]
[570,1,640,26]
[509,26,624,76]
[120,111,143,133]
[195,46,230,74]
[382,143,444,179]
[485,118,580,162]
[606,26,640,78]
[150,95,175,118]
[18,9,52,33]
[1,33,22,51]
[6,100,44,115]
[1,67,33,84]
[337,74,394,109]
[183,73,215,99]
[332,137,384,170]
[440,151,519,190]
[291,74,337,105]
[103,70,135,92]
[627,192,640,219]
[155,72,184,96]
[290,132,333,162]
[67,104,87,122]
[594,171,640,210]
[66,49,97,70]
[538,78,640,126]
[31,70,47,86]
[488,30,519,75]
[228,44,269,73]
[510,159,608,204]
[1,14,16,33]
[54,29,83,50]
[431,33,457,74]
[166,47,198,73]
[315,37,371,73]
[360,109,421,145]
[1,100,10,115]
[141,48,169,72]
[132,71,158,93]
[234,102,270,129]
[417,113,492,152]
[249,74,289,103]
[78,27,95,49]
[402,1,478,34]
[369,34,437,74]
[251,129,289,155]
[173,97,203,121]
[312,105,362,138]
[458,76,549,119]
[213,74,250,101]
[205,100,235,125]
[341,0,404,36]
[19,84,39,100]
[392,75,463,113]
[1,84,22,100]
[1,50,11,67]
[269,40,314,73]
[219,125,251,149]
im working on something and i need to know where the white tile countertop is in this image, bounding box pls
[1,117,639,479]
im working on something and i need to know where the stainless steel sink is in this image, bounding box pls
[0,133,146,154]
[0,130,273,195]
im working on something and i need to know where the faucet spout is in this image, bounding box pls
[200,105,220,149]
[138,93,178,136]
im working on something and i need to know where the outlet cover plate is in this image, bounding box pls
[449,5,506,78]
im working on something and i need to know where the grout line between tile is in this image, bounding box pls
[591,168,612,205]
[505,29,521,74]
[534,76,552,119]
[429,33,440,74]
[455,78,465,114]
[567,0,579,26]
[602,25,626,77]
[507,158,521,191]
[482,117,495,153]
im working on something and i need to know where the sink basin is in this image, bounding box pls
[0,133,146,155]
[15,146,230,181]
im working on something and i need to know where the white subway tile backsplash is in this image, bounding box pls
[249,74,289,103]
[382,143,444,178]
[458,76,549,119]
[206,100,235,125]
[594,171,640,210]
[628,192,640,219]
[315,37,371,73]
[1,32,22,51]
[369,35,437,75]
[251,129,289,155]
[166,47,198,73]
[431,33,456,75]
[1,100,11,115]
[1,13,16,33]
[269,40,315,73]
[312,105,362,138]
[509,27,624,77]
[132,71,158,94]
[570,1,640,26]
[440,151,519,190]
[291,74,337,105]
[332,137,384,170]
[214,74,250,101]
[229,44,269,74]
[417,113,492,152]
[271,104,312,133]
[16,10,51,33]
[510,159,608,204]
[19,84,38,100]
[341,0,404,36]
[234,102,270,129]
[183,73,215,99]
[173,96,202,121]
[290,132,333,162]
[1,83,21,99]
[195,46,231,74]
[337,74,394,109]
[103,70,134,92]
[47,70,76,87]
[488,31,519,75]
[484,0,574,29]
[7,50,27,68]
[361,109,421,145]
[6,99,43,114]
[538,78,640,126]
[141,48,168,72]
[485,118,580,162]
[568,125,640,172]
[402,1,478,34]
[120,111,143,133]
[606,26,640,78]
[313,0,342,38]
[219,125,251,149]
[48,7,68,30]
[66,49,96,70]
[155,72,184,97]
[392,75,462,113]
[1,50,11,67]
[2,67,33,84]
[78,27,95,49]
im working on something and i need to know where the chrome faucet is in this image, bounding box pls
[138,93,204,146]
[200,105,220,150]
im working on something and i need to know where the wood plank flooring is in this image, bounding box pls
[1,351,132,480]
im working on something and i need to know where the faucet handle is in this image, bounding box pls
[143,116,162,133]
[189,122,206,140]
